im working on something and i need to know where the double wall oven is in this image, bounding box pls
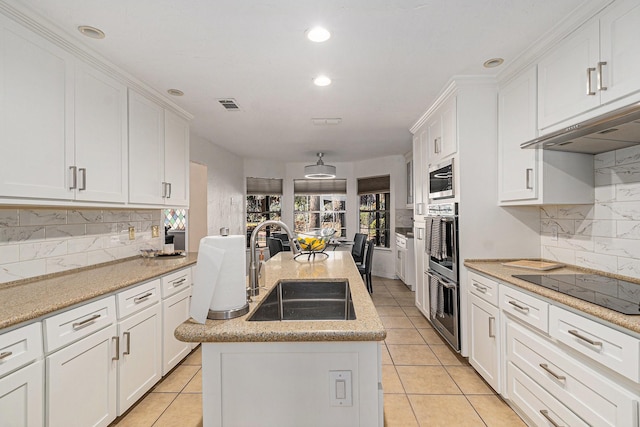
[425,202,460,351]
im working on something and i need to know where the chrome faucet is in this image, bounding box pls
[248,220,300,297]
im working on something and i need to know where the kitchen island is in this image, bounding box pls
[175,251,386,427]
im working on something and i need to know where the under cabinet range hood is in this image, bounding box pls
[521,102,640,154]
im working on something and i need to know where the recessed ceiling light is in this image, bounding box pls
[483,58,504,68]
[77,25,105,39]
[167,89,184,97]
[307,26,331,43]
[313,75,331,87]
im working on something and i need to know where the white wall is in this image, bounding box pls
[190,133,245,237]
[243,155,407,279]
[540,145,640,279]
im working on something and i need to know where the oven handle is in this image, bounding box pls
[425,271,457,289]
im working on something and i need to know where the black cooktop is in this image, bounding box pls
[513,274,640,315]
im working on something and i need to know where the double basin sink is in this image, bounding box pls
[248,279,356,321]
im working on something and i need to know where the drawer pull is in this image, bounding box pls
[173,278,187,287]
[123,332,131,356]
[540,409,563,427]
[0,351,13,360]
[508,300,529,312]
[112,336,120,361]
[539,363,566,381]
[488,317,496,338]
[134,292,153,304]
[568,329,602,347]
[473,283,487,293]
[72,314,101,330]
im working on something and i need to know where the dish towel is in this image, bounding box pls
[430,217,441,260]
[440,219,447,260]
[429,274,445,319]
[425,217,432,256]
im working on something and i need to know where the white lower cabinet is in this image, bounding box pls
[46,323,118,427]
[162,288,191,375]
[468,293,500,392]
[0,360,44,427]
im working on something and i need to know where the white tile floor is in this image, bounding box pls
[111,276,526,426]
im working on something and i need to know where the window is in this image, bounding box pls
[358,175,391,248]
[246,178,283,247]
[293,179,347,237]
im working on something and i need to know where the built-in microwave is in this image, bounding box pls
[428,159,454,200]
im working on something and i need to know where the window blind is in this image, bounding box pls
[293,179,347,195]
[246,177,283,195]
[357,175,390,195]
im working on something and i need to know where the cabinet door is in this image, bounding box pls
[439,96,457,159]
[419,129,430,205]
[162,289,191,375]
[498,67,538,203]
[538,18,600,130]
[414,227,424,310]
[468,294,500,392]
[164,110,190,206]
[427,114,442,165]
[74,63,128,203]
[128,90,165,205]
[118,304,162,415]
[412,133,423,215]
[600,0,640,104]
[46,324,117,427]
[0,361,43,427]
[0,17,74,201]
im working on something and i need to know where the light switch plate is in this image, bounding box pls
[329,370,352,407]
[151,225,159,238]
[128,227,135,240]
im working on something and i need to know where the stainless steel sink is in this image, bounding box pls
[247,279,356,321]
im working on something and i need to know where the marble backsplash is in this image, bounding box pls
[541,145,640,279]
[0,208,162,284]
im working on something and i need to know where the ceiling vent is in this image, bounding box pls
[217,99,241,111]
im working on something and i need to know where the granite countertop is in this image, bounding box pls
[175,251,386,343]
[464,259,640,335]
[0,253,198,330]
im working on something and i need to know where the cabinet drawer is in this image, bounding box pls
[507,362,590,427]
[44,296,116,353]
[396,236,406,249]
[117,279,161,319]
[0,323,42,378]
[507,319,639,427]
[549,305,640,383]
[468,271,499,306]
[161,268,192,298]
[500,285,548,332]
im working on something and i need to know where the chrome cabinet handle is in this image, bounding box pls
[568,329,602,347]
[597,61,607,91]
[69,166,77,190]
[508,300,529,312]
[112,336,120,361]
[539,363,566,381]
[540,409,563,427]
[0,351,13,360]
[434,137,441,154]
[161,182,167,198]
[167,182,172,198]
[72,314,101,330]
[123,332,131,356]
[134,292,153,304]
[473,283,487,293]
[78,168,86,190]
[488,317,496,338]
[586,67,596,95]
[173,278,187,287]
[525,168,533,190]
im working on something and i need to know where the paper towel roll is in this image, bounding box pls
[190,235,247,323]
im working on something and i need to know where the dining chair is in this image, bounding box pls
[358,240,375,294]
[351,233,367,264]
[271,232,291,251]
[266,237,284,257]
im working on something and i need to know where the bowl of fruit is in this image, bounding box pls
[295,228,336,260]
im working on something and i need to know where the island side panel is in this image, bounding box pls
[202,341,381,427]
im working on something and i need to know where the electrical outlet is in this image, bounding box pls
[151,225,159,238]
[128,226,135,240]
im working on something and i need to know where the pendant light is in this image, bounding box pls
[304,153,336,179]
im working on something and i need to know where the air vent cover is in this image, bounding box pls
[217,99,240,111]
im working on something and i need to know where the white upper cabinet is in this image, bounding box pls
[498,67,594,205]
[0,15,74,201]
[164,110,190,207]
[129,90,165,205]
[74,63,128,203]
[129,91,190,207]
[427,95,457,166]
[538,0,640,131]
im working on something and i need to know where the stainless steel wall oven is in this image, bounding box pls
[425,202,459,351]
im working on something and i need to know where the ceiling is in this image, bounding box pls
[15,0,587,163]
